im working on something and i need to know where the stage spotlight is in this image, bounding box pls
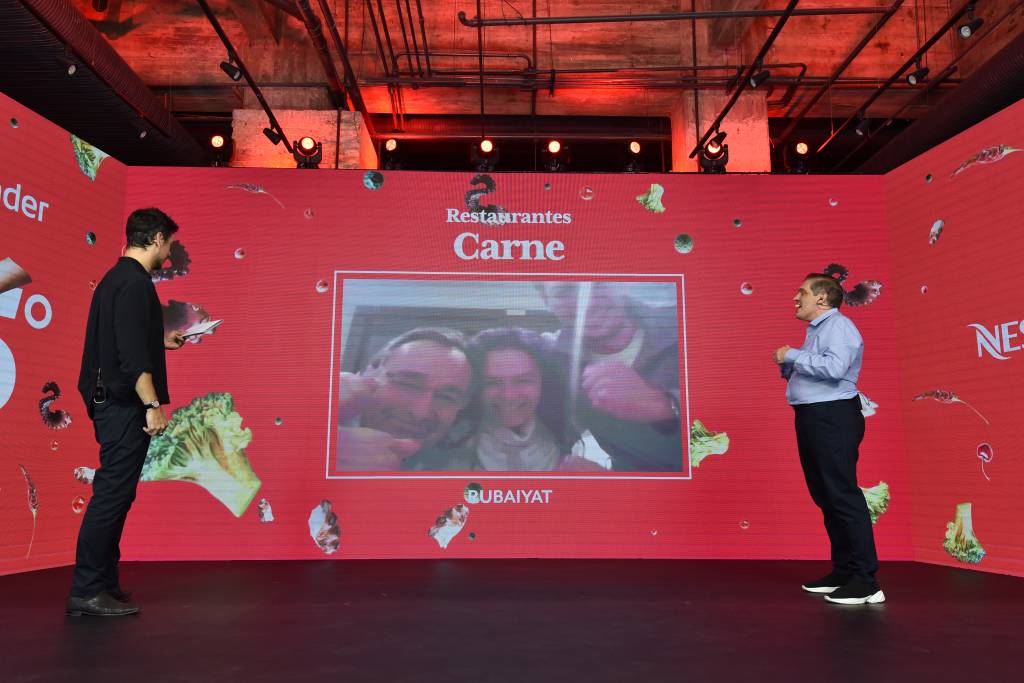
[628,140,641,155]
[382,138,404,170]
[263,126,282,145]
[219,57,243,82]
[906,64,929,85]
[293,136,322,169]
[699,141,728,173]
[211,135,225,149]
[384,138,398,152]
[471,139,499,172]
[855,118,871,137]
[959,6,983,38]
[547,139,561,155]
[749,69,770,88]
[785,140,811,173]
[710,130,728,147]
[207,132,233,167]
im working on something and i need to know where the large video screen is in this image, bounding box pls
[331,277,686,475]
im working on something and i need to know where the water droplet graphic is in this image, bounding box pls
[10,118,18,128]
[739,520,750,530]
[925,174,933,183]
[50,440,59,452]
[740,282,754,295]
[85,232,96,245]
[304,208,314,220]
[72,496,86,514]
[651,530,658,536]
[579,186,594,201]
[733,218,742,228]
[674,234,694,254]
[543,182,552,190]
[468,532,477,541]
[920,285,928,294]
[362,171,384,190]
[315,280,329,293]
[929,219,944,245]
[977,442,993,481]
[234,248,246,260]
[88,280,96,290]
[274,417,283,426]
[828,198,839,207]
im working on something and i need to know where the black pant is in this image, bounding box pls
[71,400,150,598]
[794,397,878,582]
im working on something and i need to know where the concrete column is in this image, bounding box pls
[230,109,377,169]
[671,90,771,173]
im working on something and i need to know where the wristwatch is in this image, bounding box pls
[143,400,161,410]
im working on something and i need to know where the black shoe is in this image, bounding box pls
[800,571,850,594]
[108,588,133,603]
[66,592,140,617]
[824,578,885,605]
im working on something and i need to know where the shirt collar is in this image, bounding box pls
[118,256,149,275]
[809,307,839,327]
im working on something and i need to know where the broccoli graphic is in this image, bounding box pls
[142,392,261,517]
[689,420,729,468]
[71,134,110,181]
[860,481,890,524]
[943,502,987,564]
[636,183,666,213]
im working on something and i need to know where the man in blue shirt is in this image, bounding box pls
[774,273,883,605]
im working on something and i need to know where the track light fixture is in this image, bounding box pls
[263,126,282,145]
[906,61,930,85]
[293,136,322,169]
[958,5,983,38]
[855,118,871,137]
[749,69,770,88]
[710,130,728,147]
[219,56,243,82]
[56,49,79,76]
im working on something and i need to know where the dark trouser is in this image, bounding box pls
[794,396,879,582]
[71,400,150,598]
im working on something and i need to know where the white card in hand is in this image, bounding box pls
[182,319,223,338]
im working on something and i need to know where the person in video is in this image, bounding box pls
[335,327,475,471]
[465,328,605,471]
[539,282,683,472]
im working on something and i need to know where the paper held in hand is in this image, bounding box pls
[181,319,223,339]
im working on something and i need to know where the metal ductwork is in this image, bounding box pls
[1,0,207,166]
[858,30,1024,173]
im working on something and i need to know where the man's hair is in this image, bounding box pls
[366,327,468,371]
[804,273,844,309]
[125,208,179,249]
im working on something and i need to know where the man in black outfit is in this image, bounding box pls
[69,208,185,617]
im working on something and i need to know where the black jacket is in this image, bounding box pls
[77,257,168,418]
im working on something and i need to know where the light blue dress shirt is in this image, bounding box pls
[781,307,863,405]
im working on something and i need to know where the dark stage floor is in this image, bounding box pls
[0,560,1020,682]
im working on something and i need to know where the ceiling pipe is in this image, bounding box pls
[316,0,375,137]
[814,0,978,155]
[687,0,799,160]
[458,6,889,28]
[776,0,905,147]
[858,26,1024,173]
[294,0,347,109]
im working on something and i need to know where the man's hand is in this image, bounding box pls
[337,372,382,421]
[336,427,420,471]
[144,406,169,436]
[773,345,793,365]
[164,330,185,350]
[558,455,608,472]
[581,359,675,423]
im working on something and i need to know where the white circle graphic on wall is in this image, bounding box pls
[0,339,15,410]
